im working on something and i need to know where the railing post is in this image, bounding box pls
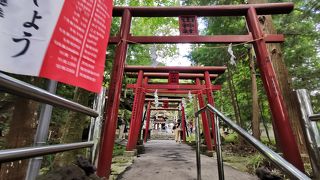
[195,115,201,180]
[89,87,107,164]
[245,6,304,171]
[214,113,224,180]
[206,104,310,180]
[296,89,320,179]
[26,80,58,180]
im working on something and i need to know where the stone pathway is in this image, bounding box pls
[118,140,257,180]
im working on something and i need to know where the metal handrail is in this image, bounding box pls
[309,114,320,122]
[0,73,98,117]
[0,73,99,179]
[296,89,320,179]
[195,112,201,180]
[195,106,224,180]
[195,104,311,180]
[0,141,94,163]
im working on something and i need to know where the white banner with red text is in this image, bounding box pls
[0,0,113,92]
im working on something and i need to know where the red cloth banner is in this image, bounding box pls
[0,0,113,93]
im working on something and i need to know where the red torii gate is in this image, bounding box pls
[145,99,208,146]
[143,90,218,151]
[97,3,303,178]
[125,66,225,153]
[142,97,204,147]
[143,99,183,143]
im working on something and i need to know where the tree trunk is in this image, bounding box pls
[227,69,242,126]
[226,68,248,145]
[249,47,261,140]
[53,88,91,167]
[248,0,307,154]
[0,97,39,179]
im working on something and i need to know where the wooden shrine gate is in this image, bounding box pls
[125,66,226,152]
[96,3,304,178]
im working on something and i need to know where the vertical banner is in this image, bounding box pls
[0,0,113,92]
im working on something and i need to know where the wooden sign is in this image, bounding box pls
[179,16,198,35]
[168,71,179,85]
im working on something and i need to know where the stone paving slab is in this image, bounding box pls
[118,140,258,180]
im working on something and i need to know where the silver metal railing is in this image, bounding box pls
[195,112,201,180]
[195,104,311,180]
[296,89,320,179]
[0,73,98,117]
[0,142,94,163]
[0,73,100,179]
[309,114,320,122]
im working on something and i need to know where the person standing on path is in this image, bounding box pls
[174,122,181,143]
[118,117,126,140]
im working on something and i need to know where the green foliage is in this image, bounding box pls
[246,154,266,172]
[184,0,320,132]
[112,0,180,67]
[40,154,55,175]
[261,137,276,148]
[223,133,238,143]
[113,143,126,157]
[186,134,195,142]
[271,0,320,91]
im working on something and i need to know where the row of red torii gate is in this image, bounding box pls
[124,66,226,151]
[95,3,304,178]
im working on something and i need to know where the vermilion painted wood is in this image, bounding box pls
[246,7,304,171]
[112,3,293,17]
[131,77,148,150]
[109,34,284,44]
[127,84,222,90]
[143,89,215,94]
[98,3,303,178]
[179,15,199,35]
[168,72,179,85]
[97,9,132,177]
[204,71,216,146]
[150,108,180,111]
[124,66,227,74]
[126,70,144,151]
[145,98,182,102]
[126,72,218,79]
[145,84,207,90]
[196,78,214,151]
[181,106,187,142]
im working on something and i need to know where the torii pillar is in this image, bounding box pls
[196,78,213,151]
[181,105,187,142]
[127,70,144,151]
[204,71,217,146]
[132,77,148,146]
[246,7,304,170]
[96,9,131,177]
